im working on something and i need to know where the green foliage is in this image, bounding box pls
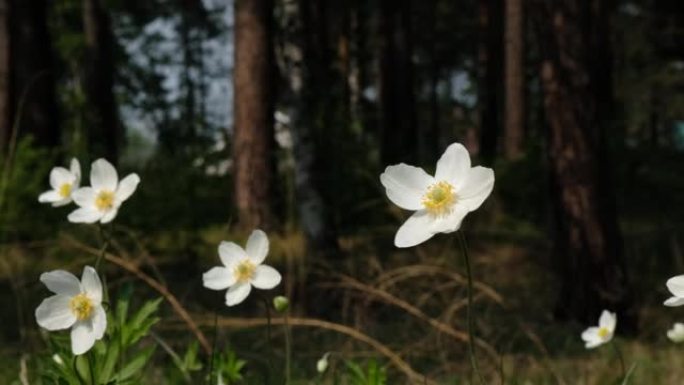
[344,360,387,385]
[213,349,247,385]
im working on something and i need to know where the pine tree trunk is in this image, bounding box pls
[0,0,9,154]
[83,0,119,162]
[477,0,503,165]
[503,0,524,160]
[233,0,275,230]
[538,0,634,326]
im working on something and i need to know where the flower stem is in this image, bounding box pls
[95,223,111,271]
[284,311,292,385]
[206,310,219,385]
[611,340,626,380]
[457,231,486,385]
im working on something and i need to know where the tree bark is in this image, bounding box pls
[477,0,503,165]
[378,0,417,166]
[233,0,275,230]
[503,0,524,160]
[0,0,9,154]
[8,0,59,148]
[537,0,633,326]
[83,0,119,162]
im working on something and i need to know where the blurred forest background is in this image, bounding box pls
[2,0,684,383]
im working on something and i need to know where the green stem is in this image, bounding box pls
[284,311,292,385]
[87,353,96,385]
[207,310,219,385]
[457,231,486,385]
[611,340,626,380]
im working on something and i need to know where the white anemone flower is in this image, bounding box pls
[38,158,81,207]
[68,158,140,224]
[664,275,684,306]
[380,142,495,248]
[203,229,282,306]
[667,323,684,343]
[581,310,616,349]
[35,266,106,355]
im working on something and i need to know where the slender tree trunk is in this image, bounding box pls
[0,0,9,154]
[477,0,503,165]
[503,0,524,160]
[9,0,59,148]
[233,0,275,230]
[378,0,417,165]
[537,0,633,326]
[83,0,119,162]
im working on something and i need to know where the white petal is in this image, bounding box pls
[218,242,247,267]
[251,265,281,289]
[92,306,107,339]
[90,159,118,191]
[434,143,471,189]
[664,296,684,307]
[50,167,73,190]
[70,158,81,186]
[380,164,434,211]
[39,190,62,203]
[585,339,604,349]
[40,270,81,295]
[666,275,684,297]
[394,211,436,248]
[225,283,252,306]
[99,208,119,224]
[71,187,96,207]
[202,267,236,290]
[581,327,599,342]
[457,167,495,211]
[245,229,269,264]
[51,198,72,208]
[115,174,140,203]
[431,205,470,235]
[68,207,103,223]
[71,321,97,355]
[599,310,616,332]
[81,266,102,304]
[35,295,77,331]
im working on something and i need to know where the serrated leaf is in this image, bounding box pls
[115,345,156,382]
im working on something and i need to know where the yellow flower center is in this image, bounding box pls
[70,294,94,321]
[422,181,456,216]
[58,183,72,198]
[95,190,115,211]
[598,327,610,339]
[234,260,256,283]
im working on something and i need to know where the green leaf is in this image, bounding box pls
[115,345,156,382]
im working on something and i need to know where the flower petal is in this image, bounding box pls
[245,229,269,265]
[99,208,119,224]
[457,166,495,211]
[218,242,247,267]
[116,174,140,203]
[39,190,62,203]
[394,210,436,248]
[35,295,77,331]
[40,270,81,296]
[380,164,434,211]
[599,310,616,332]
[71,187,96,207]
[431,205,470,235]
[251,265,281,289]
[71,321,97,355]
[50,167,73,190]
[667,275,684,297]
[202,267,236,290]
[225,283,252,306]
[70,158,81,186]
[90,159,118,191]
[664,296,684,307]
[81,266,102,304]
[68,207,103,223]
[92,306,107,340]
[581,326,599,342]
[434,143,471,189]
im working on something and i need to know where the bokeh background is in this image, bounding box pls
[1,0,684,383]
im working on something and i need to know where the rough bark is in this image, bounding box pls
[233,0,275,230]
[83,0,119,162]
[378,0,417,166]
[477,0,503,165]
[0,0,9,154]
[537,0,633,326]
[503,0,524,160]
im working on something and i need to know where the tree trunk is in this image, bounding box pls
[503,0,524,160]
[477,0,503,165]
[378,0,417,166]
[0,0,9,154]
[537,0,634,326]
[83,0,119,162]
[233,0,275,230]
[9,0,59,148]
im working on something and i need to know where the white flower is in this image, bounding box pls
[379,142,495,248]
[581,310,616,349]
[316,352,330,373]
[202,229,282,306]
[667,323,684,343]
[664,275,684,306]
[38,158,81,207]
[35,266,106,355]
[68,158,140,224]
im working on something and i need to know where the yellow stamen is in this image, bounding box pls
[234,260,256,283]
[422,181,457,216]
[58,183,72,198]
[95,190,115,211]
[70,294,94,321]
[598,327,610,339]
